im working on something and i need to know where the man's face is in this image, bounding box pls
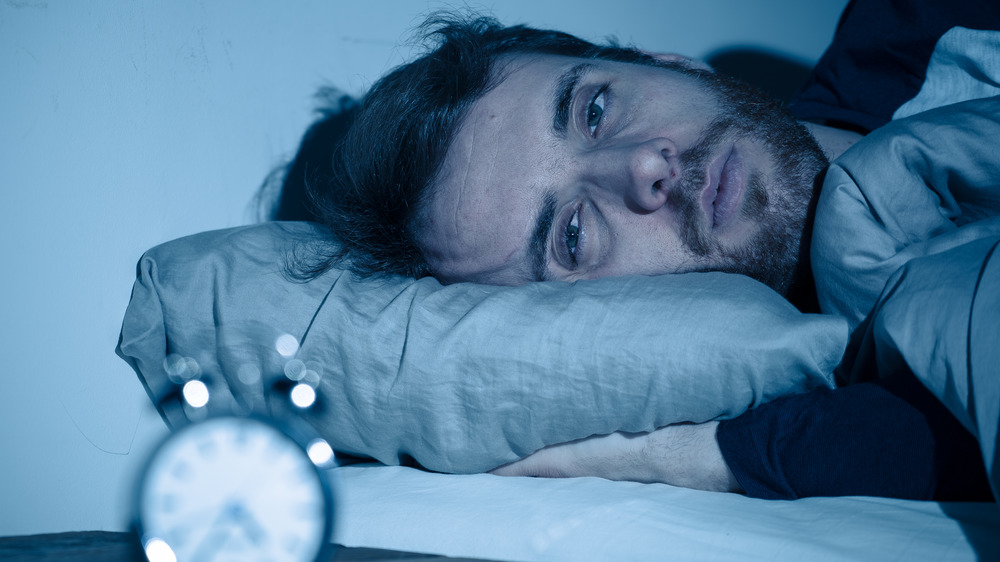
[417,54,827,294]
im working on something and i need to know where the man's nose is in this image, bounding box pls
[606,138,679,213]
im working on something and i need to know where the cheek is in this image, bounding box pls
[600,217,692,276]
[641,88,721,143]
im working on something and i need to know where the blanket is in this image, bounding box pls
[812,95,1000,498]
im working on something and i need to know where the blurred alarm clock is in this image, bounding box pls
[134,349,335,562]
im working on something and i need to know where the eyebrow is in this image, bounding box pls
[530,191,557,282]
[552,63,594,138]
[527,63,595,281]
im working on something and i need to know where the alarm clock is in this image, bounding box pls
[134,347,336,562]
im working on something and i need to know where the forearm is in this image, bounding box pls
[490,422,742,494]
[641,423,741,492]
[491,371,992,502]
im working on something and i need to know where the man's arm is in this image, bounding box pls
[492,376,993,502]
[490,422,742,494]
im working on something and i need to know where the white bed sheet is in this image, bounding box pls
[330,465,1000,561]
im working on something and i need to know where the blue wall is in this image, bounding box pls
[0,0,848,536]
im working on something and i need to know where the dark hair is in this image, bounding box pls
[303,14,666,279]
[257,87,358,224]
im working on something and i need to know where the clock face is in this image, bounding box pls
[136,416,332,562]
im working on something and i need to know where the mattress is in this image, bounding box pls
[331,465,1000,561]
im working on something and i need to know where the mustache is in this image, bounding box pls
[666,118,735,256]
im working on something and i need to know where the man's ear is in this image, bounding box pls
[641,51,715,73]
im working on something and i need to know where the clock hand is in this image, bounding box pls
[189,504,237,562]
[190,522,231,562]
[230,502,267,545]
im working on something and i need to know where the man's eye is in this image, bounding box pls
[565,208,581,261]
[586,90,606,136]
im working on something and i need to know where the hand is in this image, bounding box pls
[490,422,741,493]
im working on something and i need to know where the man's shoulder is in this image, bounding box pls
[813,95,1000,326]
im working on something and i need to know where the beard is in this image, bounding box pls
[657,66,828,297]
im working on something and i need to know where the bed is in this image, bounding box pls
[114,223,1000,561]
[114,23,1000,562]
[113,215,999,561]
[331,465,1000,561]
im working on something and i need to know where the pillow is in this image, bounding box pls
[117,221,846,473]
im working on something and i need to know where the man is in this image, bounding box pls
[300,5,998,501]
[307,15,845,302]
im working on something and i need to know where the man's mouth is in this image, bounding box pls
[700,145,745,231]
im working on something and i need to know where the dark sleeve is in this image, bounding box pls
[716,372,994,502]
[788,0,1000,133]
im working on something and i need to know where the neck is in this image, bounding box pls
[801,121,864,162]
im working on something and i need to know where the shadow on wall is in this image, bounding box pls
[261,48,813,223]
[705,46,813,105]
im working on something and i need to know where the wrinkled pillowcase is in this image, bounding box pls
[118,221,846,473]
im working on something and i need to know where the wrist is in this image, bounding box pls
[642,422,741,493]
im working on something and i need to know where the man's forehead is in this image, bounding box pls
[470,54,579,113]
[494,52,589,75]
[424,146,541,284]
[438,56,576,204]
[420,57,577,285]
